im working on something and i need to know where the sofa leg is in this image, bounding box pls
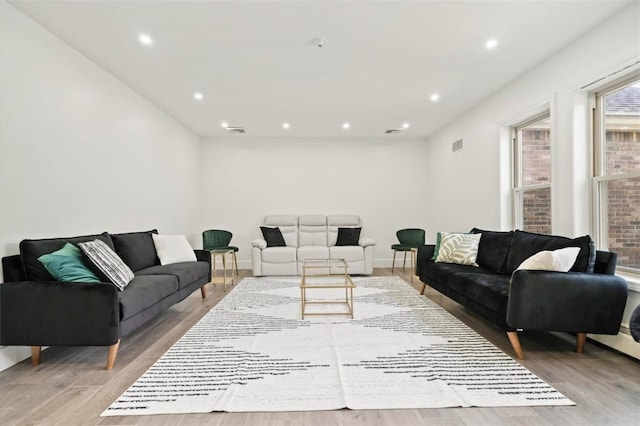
[106,339,120,370]
[31,346,41,366]
[576,333,586,353]
[200,285,207,298]
[506,332,524,360]
[391,250,397,273]
[419,282,426,295]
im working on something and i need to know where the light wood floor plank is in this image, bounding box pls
[0,268,638,425]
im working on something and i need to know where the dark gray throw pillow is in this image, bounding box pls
[336,227,361,246]
[111,230,158,272]
[260,226,286,247]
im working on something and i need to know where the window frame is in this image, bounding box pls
[592,73,640,275]
[512,111,552,231]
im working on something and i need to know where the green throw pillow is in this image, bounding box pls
[431,232,443,260]
[38,243,100,283]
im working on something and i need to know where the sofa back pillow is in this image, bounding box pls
[37,243,100,283]
[505,230,595,274]
[470,228,514,274]
[20,232,114,281]
[111,230,159,272]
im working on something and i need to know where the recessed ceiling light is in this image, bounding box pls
[193,92,204,101]
[221,122,228,128]
[430,93,440,102]
[402,122,410,129]
[282,122,290,129]
[485,38,498,50]
[342,122,351,130]
[138,33,153,46]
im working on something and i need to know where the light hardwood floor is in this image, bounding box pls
[1,269,639,425]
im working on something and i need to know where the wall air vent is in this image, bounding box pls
[226,127,246,134]
[385,129,402,134]
[452,139,463,152]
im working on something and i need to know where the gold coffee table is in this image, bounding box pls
[300,259,355,319]
[210,249,234,292]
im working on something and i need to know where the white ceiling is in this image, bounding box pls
[9,0,633,139]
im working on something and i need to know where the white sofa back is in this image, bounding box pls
[298,215,327,246]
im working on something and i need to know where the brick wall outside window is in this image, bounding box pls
[520,127,551,234]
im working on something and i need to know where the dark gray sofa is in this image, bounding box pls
[0,230,211,370]
[416,229,628,359]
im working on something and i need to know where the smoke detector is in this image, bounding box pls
[311,37,327,48]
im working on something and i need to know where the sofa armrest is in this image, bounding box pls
[194,249,211,281]
[0,281,120,346]
[359,237,376,247]
[417,245,435,264]
[252,238,267,249]
[507,270,628,334]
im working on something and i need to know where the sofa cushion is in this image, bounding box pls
[136,261,209,289]
[434,232,481,266]
[37,243,100,283]
[264,215,299,247]
[261,247,297,264]
[20,232,114,281]
[516,247,580,272]
[111,230,158,272]
[505,230,595,274]
[118,274,179,320]
[297,245,330,261]
[152,234,197,265]
[330,246,364,263]
[419,260,487,287]
[78,239,135,291]
[336,227,361,246]
[447,272,511,314]
[470,228,514,274]
[260,227,287,247]
[328,215,360,246]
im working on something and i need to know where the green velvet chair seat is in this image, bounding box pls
[391,244,417,251]
[391,228,426,277]
[202,230,239,275]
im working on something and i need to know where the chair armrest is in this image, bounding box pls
[252,238,267,249]
[359,237,376,247]
[507,270,628,334]
[0,281,120,346]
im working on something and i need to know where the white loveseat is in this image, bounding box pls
[251,215,376,276]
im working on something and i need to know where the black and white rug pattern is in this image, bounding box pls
[102,276,573,416]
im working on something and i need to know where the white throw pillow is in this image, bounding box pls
[435,232,481,266]
[516,247,581,272]
[152,234,197,265]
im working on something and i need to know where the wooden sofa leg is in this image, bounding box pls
[106,339,120,370]
[576,333,586,353]
[419,282,426,295]
[200,285,207,298]
[507,332,524,360]
[31,346,41,366]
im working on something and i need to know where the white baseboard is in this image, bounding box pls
[589,331,639,360]
[0,345,43,372]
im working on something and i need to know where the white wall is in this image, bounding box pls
[198,137,430,267]
[421,2,640,358]
[0,2,201,370]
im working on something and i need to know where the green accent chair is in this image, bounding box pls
[202,229,239,275]
[391,228,425,278]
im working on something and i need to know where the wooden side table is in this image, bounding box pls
[210,249,234,291]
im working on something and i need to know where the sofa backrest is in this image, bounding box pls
[470,228,514,274]
[298,215,327,246]
[505,230,595,274]
[264,215,299,247]
[327,215,361,246]
[19,232,114,281]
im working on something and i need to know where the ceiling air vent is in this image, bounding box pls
[452,139,463,152]
[226,127,246,134]
[385,129,402,134]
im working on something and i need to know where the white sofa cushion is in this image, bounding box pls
[264,215,299,248]
[297,245,330,261]
[330,245,365,263]
[262,247,297,263]
[299,215,327,246]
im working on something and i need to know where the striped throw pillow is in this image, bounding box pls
[78,239,134,290]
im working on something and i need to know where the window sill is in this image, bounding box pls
[617,271,640,292]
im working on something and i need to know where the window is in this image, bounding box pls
[513,113,552,234]
[593,75,640,273]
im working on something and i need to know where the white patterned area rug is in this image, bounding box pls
[102,276,573,416]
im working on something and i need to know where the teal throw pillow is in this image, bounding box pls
[431,232,443,260]
[38,243,100,283]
